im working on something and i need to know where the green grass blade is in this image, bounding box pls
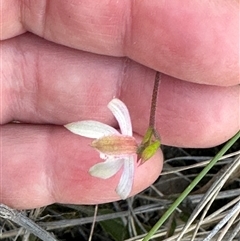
[143,130,240,241]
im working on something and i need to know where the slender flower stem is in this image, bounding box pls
[149,71,161,141]
[149,71,161,129]
[137,72,162,162]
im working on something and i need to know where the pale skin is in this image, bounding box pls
[1,0,239,209]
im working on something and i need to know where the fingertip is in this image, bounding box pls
[131,148,163,196]
[50,130,163,204]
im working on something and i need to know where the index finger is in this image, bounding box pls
[2,0,239,86]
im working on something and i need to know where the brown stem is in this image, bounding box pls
[149,71,161,129]
[136,71,162,161]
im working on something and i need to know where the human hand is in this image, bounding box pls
[1,1,239,209]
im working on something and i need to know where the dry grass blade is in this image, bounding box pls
[88,205,98,241]
[127,198,147,234]
[202,199,240,241]
[228,219,240,241]
[124,213,226,241]
[216,208,240,241]
[0,203,164,239]
[0,204,57,241]
[190,190,220,241]
[161,151,240,175]
[176,154,240,241]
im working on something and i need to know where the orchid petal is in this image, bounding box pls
[64,120,119,138]
[108,98,132,136]
[115,156,135,199]
[89,158,124,179]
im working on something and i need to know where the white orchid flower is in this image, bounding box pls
[64,98,137,199]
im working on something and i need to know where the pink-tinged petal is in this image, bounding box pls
[89,158,124,179]
[64,120,119,138]
[108,98,132,136]
[116,156,135,199]
[91,135,137,155]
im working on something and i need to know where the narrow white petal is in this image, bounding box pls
[116,156,135,199]
[89,158,124,179]
[108,98,132,136]
[64,120,119,138]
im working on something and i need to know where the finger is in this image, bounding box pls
[2,0,238,85]
[3,34,240,147]
[125,75,240,147]
[1,124,163,209]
